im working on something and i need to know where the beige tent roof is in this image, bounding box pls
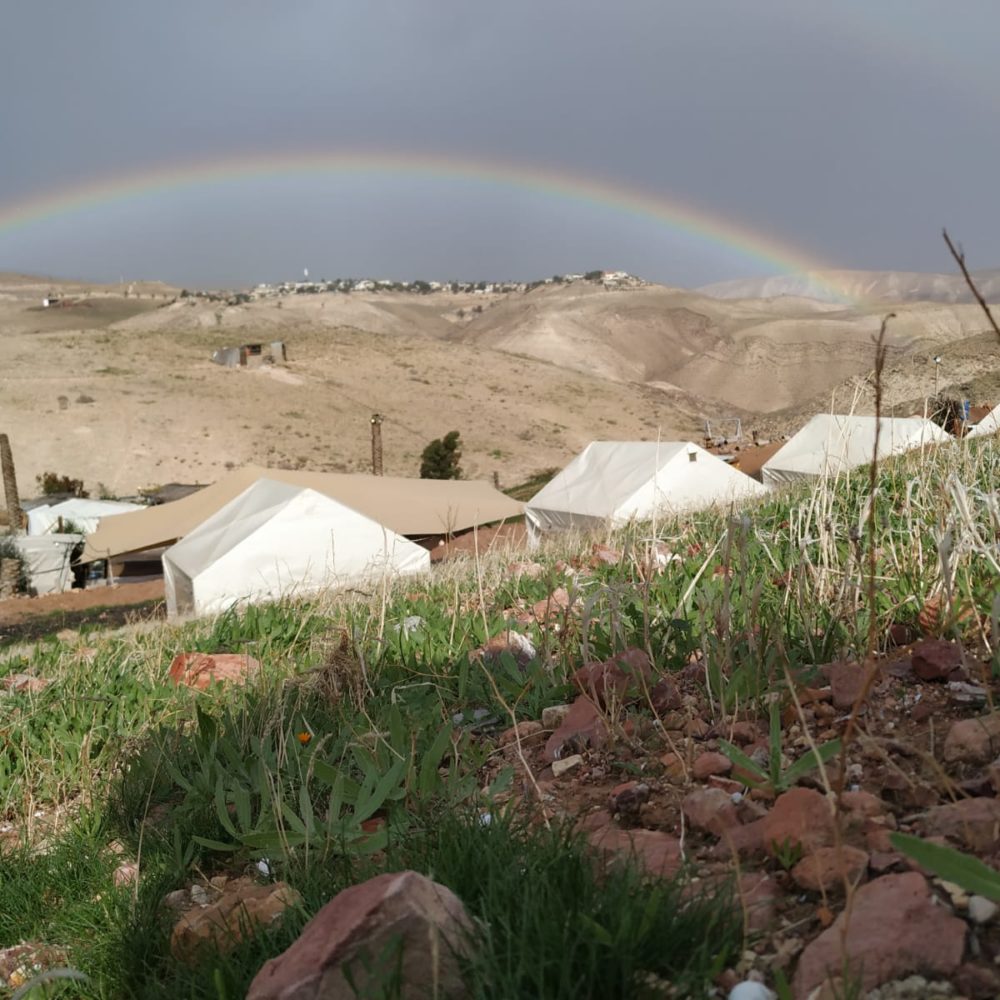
[82,465,523,561]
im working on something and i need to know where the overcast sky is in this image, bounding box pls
[1,0,998,288]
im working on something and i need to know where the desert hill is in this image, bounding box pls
[2,268,999,499]
[698,268,1000,305]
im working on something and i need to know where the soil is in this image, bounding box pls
[0,580,165,647]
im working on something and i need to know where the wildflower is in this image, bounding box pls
[297,731,311,745]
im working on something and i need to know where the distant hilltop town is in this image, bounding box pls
[179,270,647,305]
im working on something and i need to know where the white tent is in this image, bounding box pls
[162,479,431,618]
[966,404,1000,439]
[13,534,80,594]
[524,441,767,538]
[761,415,951,487]
[27,498,144,536]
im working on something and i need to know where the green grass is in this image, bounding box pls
[0,809,740,999]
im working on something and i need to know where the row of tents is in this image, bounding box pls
[9,410,994,615]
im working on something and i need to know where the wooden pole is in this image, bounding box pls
[370,413,384,476]
[0,433,23,533]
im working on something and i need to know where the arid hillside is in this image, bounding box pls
[2,271,998,499]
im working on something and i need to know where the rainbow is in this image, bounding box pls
[0,149,854,301]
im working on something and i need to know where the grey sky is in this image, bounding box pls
[1,0,998,288]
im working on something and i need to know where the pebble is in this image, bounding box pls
[551,754,583,777]
[729,982,776,1000]
[968,895,999,925]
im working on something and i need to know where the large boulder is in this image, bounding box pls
[246,871,474,1000]
[793,872,965,997]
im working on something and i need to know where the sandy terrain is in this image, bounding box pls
[1,272,997,500]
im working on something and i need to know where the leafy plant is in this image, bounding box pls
[718,701,841,793]
[890,832,1000,900]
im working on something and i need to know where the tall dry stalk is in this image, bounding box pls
[1,433,24,533]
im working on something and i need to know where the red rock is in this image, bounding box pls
[792,873,966,997]
[506,560,544,580]
[827,661,869,711]
[649,676,681,713]
[682,787,742,836]
[708,775,744,795]
[954,962,1000,1000]
[791,845,869,893]
[587,824,683,879]
[247,871,472,1000]
[172,878,301,963]
[944,713,1000,765]
[727,721,759,745]
[911,638,962,681]
[498,721,544,748]
[724,787,836,857]
[685,717,711,738]
[608,781,650,818]
[660,752,686,782]
[543,696,608,762]
[590,543,621,566]
[531,587,573,623]
[887,622,914,647]
[168,652,261,691]
[922,796,1000,852]
[737,872,780,934]
[572,648,651,709]
[692,752,733,780]
[0,672,50,693]
[470,630,537,669]
[840,790,887,820]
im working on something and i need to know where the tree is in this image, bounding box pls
[420,431,463,480]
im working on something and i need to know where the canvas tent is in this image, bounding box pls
[524,441,767,538]
[162,479,430,618]
[761,415,950,487]
[28,498,143,536]
[966,404,1000,439]
[82,465,523,563]
[13,534,80,594]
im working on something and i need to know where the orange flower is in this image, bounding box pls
[297,731,311,745]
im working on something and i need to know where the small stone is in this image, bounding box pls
[113,861,139,887]
[551,754,583,777]
[728,983,776,1000]
[682,787,742,836]
[660,751,686,782]
[471,630,537,669]
[608,781,650,817]
[572,648,651,709]
[686,717,711,738]
[189,884,210,906]
[164,889,190,911]
[541,704,570,729]
[172,878,301,963]
[968,895,999,925]
[791,846,868,893]
[944,714,1000,766]
[693,752,733,780]
[827,661,868,711]
[911,639,962,681]
[168,652,261,691]
[544,696,608,761]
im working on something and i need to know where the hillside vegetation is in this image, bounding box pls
[1,434,998,996]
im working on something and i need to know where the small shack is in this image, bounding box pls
[211,342,287,368]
